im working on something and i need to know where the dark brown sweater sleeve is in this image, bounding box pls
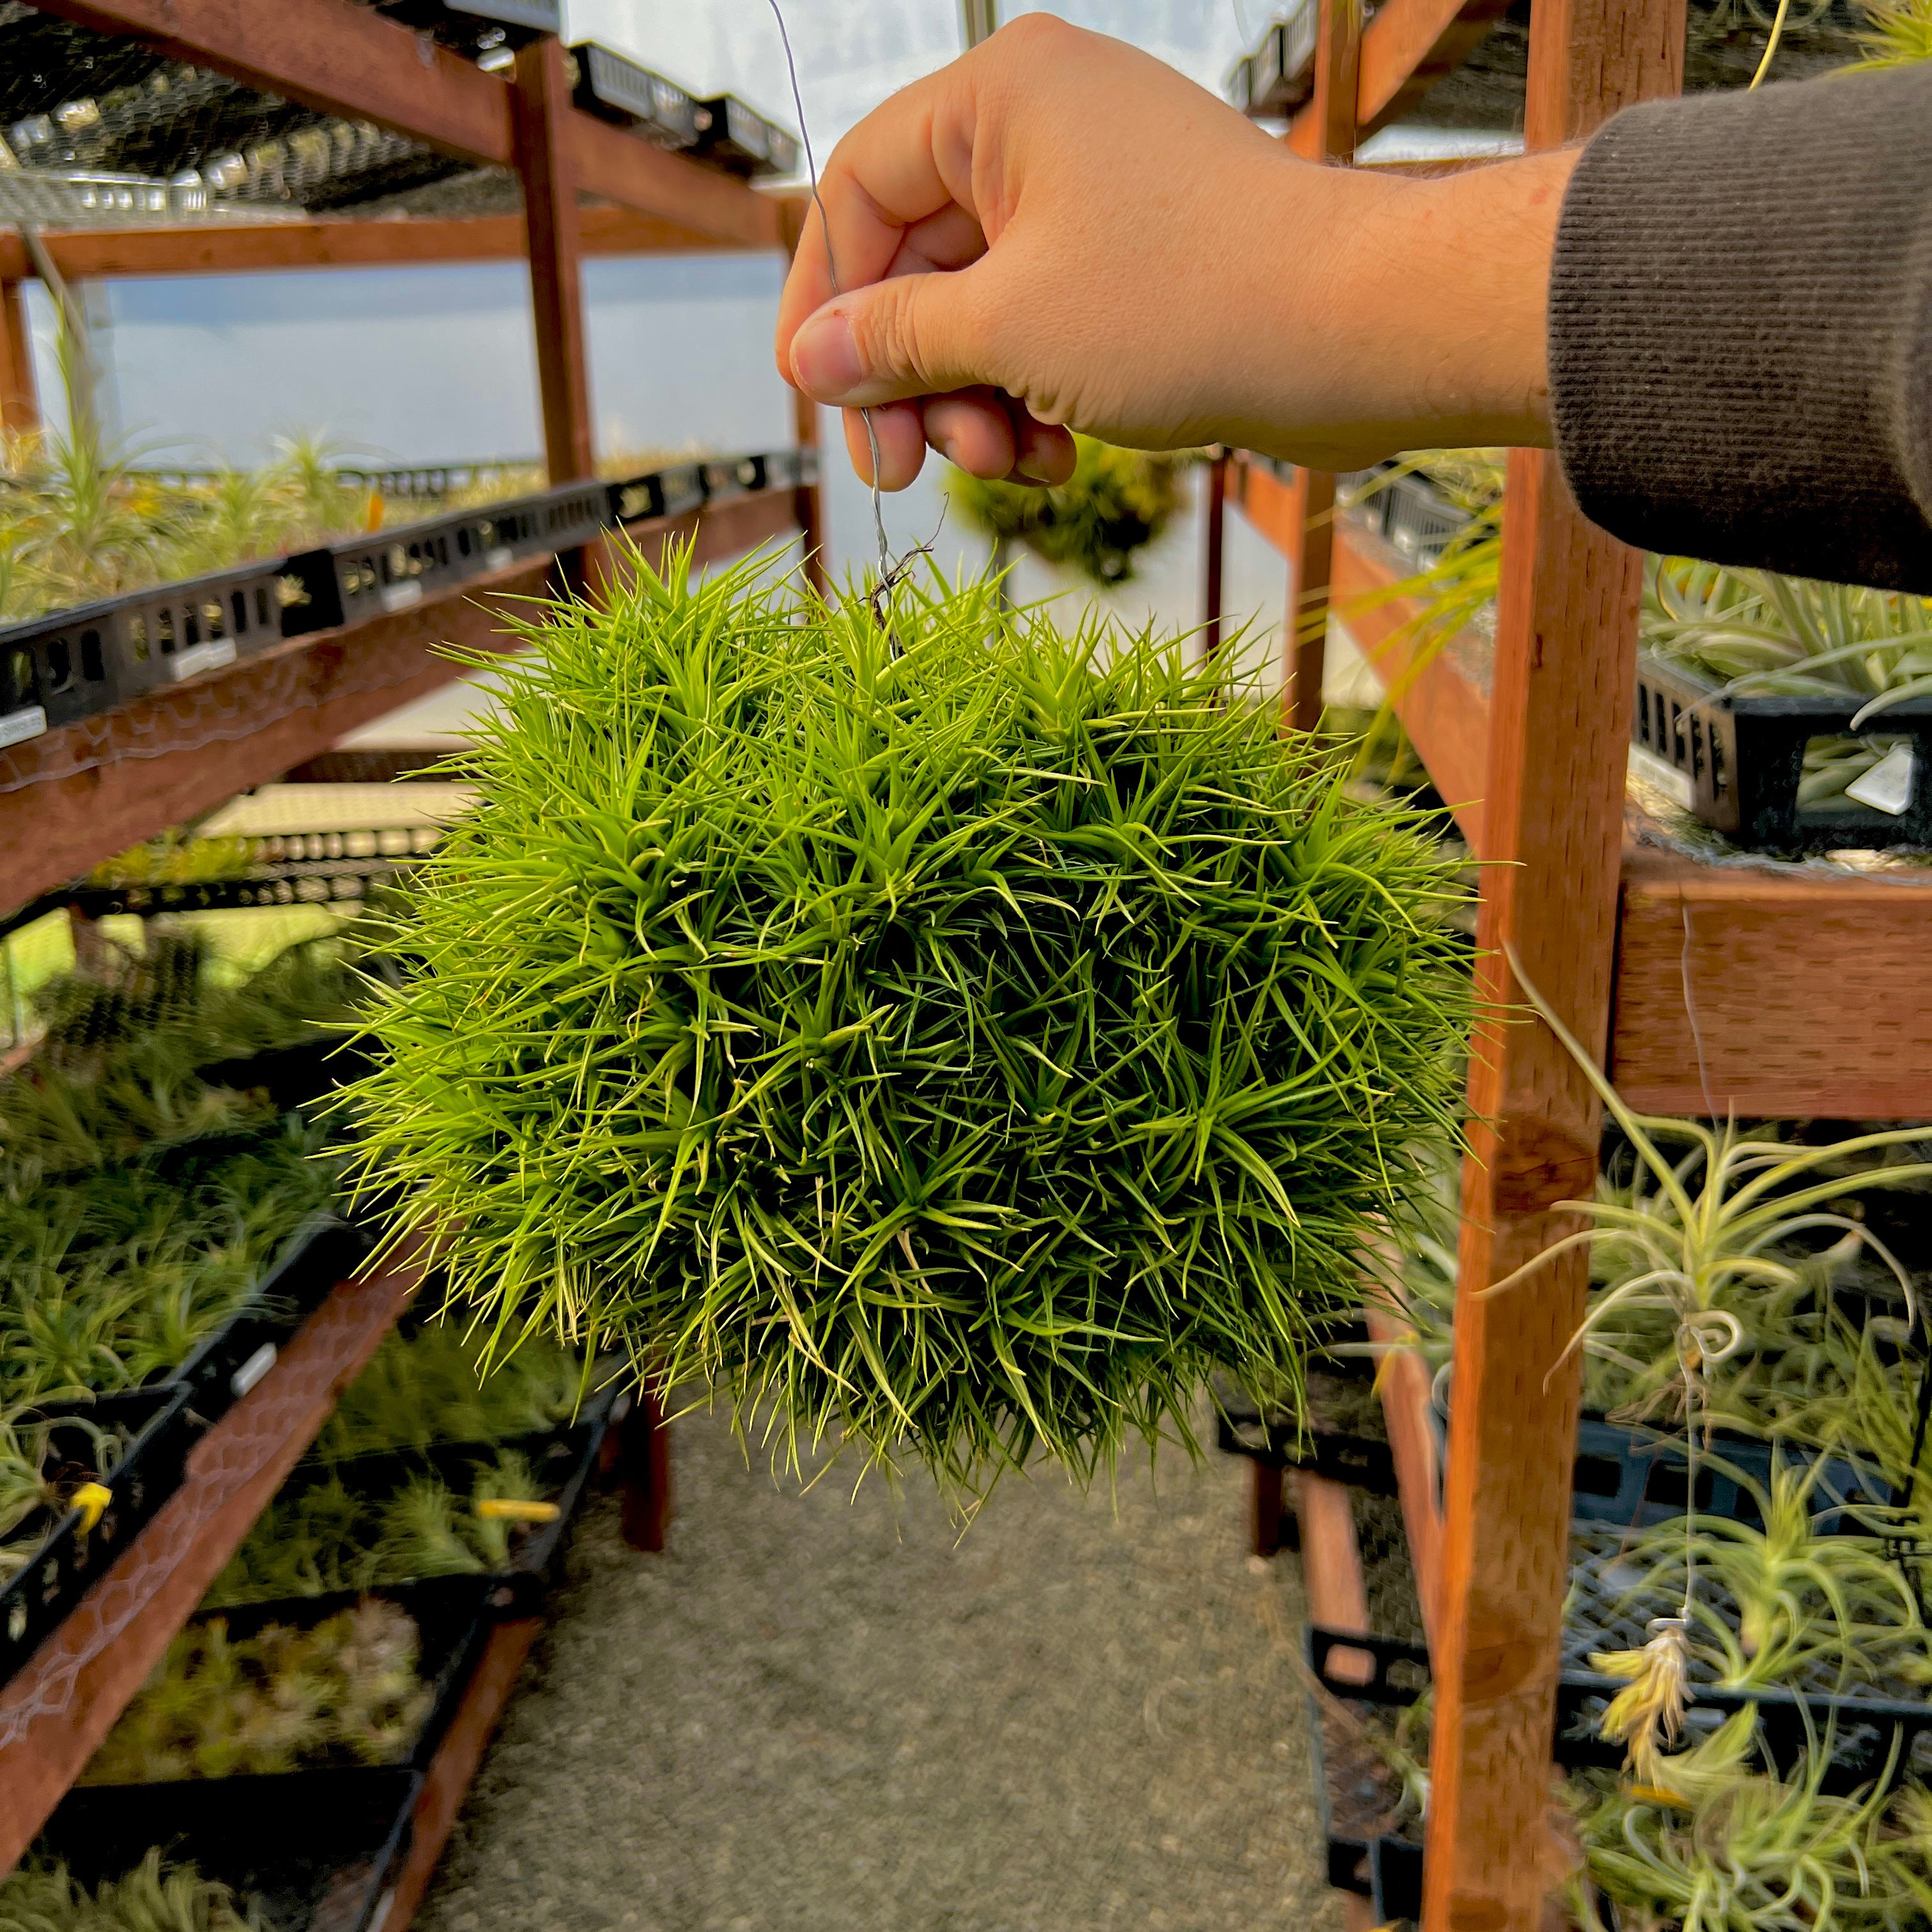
[1548,63,1932,594]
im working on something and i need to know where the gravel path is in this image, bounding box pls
[418,1406,1347,1932]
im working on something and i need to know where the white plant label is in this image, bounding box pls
[0,705,48,749]
[229,1341,279,1399]
[172,638,237,680]
[381,580,424,613]
[1845,742,1916,816]
[1628,744,1694,811]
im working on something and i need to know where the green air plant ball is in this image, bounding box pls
[345,552,1469,1498]
[944,436,1192,586]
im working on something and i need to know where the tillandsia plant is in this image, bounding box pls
[944,436,1194,586]
[0,934,351,1570]
[1494,954,1932,1756]
[80,1598,432,1785]
[343,548,1469,1502]
[1841,0,1932,68]
[1644,559,1932,806]
[1567,1711,1932,1932]
[206,1448,550,1606]
[307,1322,582,1463]
[1599,1458,1932,1707]
[0,1852,261,1932]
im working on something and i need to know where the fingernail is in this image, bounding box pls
[790,312,864,401]
[1015,453,1054,484]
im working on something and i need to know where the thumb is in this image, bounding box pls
[787,270,992,408]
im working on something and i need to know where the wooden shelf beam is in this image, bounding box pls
[0,489,800,919]
[0,1249,426,1867]
[24,0,781,247]
[0,208,737,286]
[1290,0,1514,146]
[1229,463,1932,1121]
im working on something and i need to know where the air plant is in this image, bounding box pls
[80,1598,432,1785]
[342,546,1469,1501]
[206,1448,553,1606]
[1599,1458,1932,1703]
[1567,1711,1931,1932]
[944,436,1194,586]
[1841,0,1932,68]
[307,1324,581,1463]
[0,1852,261,1932]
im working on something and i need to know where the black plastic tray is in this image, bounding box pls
[1305,1661,1425,1922]
[0,1383,202,1679]
[162,1215,376,1432]
[82,1573,497,1786]
[1633,649,1932,852]
[569,40,702,146]
[219,1385,624,1616]
[39,1766,422,1932]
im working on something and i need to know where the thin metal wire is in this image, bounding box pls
[763,0,893,588]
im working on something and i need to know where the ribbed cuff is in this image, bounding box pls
[1549,63,1932,594]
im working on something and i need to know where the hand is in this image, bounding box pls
[774,15,1576,491]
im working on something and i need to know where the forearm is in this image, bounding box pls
[1231,148,1577,471]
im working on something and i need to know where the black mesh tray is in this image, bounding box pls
[77,1573,498,1787]
[1633,648,1932,852]
[38,1766,422,1932]
[0,1384,202,1682]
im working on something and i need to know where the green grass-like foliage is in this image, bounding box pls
[0,1853,259,1932]
[344,550,1468,1498]
[206,1449,548,1606]
[81,1598,431,1786]
[944,437,1191,586]
[307,1322,581,1464]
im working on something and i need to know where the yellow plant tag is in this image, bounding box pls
[72,1482,112,1532]
[475,1498,560,1524]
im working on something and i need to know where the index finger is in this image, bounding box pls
[774,57,986,381]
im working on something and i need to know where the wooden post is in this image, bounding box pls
[511,38,594,488]
[1420,0,1684,1924]
[1280,0,1359,732]
[1201,446,1228,659]
[0,280,36,436]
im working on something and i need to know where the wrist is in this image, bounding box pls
[1245,148,1577,470]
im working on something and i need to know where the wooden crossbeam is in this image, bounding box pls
[0,207,735,284]
[23,0,781,247]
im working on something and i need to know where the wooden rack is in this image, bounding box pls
[0,0,812,1892]
[1207,0,1932,1924]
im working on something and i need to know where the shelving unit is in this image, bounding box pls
[1216,0,1932,1924]
[0,0,815,1903]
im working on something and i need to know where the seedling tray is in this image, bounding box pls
[163,1213,376,1432]
[372,0,559,52]
[0,555,310,743]
[1305,1660,1425,1922]
[84,1573,498,1785]
[569,41,702,147]
[1569,1421,1883,1534]
[38,1766,422,1932]
[691,94,799,177]
[286,480,606,632]
[1632,649,1932,851]
[244,1384,624,1615]
[0,1384,201,1680]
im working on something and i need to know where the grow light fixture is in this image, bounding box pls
[1225,3,1317,118]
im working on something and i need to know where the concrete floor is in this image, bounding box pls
[418,1406,1346,1932]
